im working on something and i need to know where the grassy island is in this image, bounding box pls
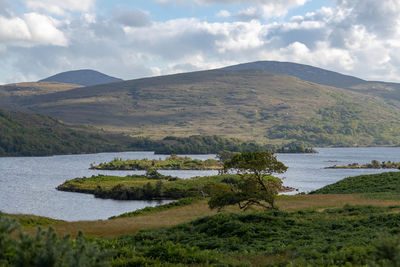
[57,172,295,201]
[326,160,400,169]
[90,154,221,170]
[57,173,235,200]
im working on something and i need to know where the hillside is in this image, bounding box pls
[0,107,296,156]
[1,67,400,146]
[0,109,135,156]
[39,69,123,86]
[0,82,82,96]
[310,172,400,194]
[223,61,366,88]
[223,61,400,109]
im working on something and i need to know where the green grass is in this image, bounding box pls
[109,197,202,219]
[310,171,400,194]
[361,192,400,200]
[5,205,400,266]
[96,205,400,266]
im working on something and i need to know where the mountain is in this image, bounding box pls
[39,69,123,86]
[222,61,366,89]
[222,61,400,109]
[2,67,400,147]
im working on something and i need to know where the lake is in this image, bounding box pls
[0,147,399,221]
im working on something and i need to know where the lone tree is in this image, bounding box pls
[208,151,287,211]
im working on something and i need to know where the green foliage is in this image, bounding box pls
[216,150,240,163]
[110,197,201,219]
[311,172,400,194]
[91,154,221,170]
[127,135,316,155]
[372,235,400,266]
[208,152,286,210]
[0,212,110,266]
[0,109,138,156]
[96,205,400,266]
[267,101,400,146]
[57,174,240,201]
[223,152,288,176]
[327,160,400,169]
[5,206,400,266]
[275,141,317,153]
[6,214,64,228]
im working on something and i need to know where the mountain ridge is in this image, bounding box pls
[222,61,400,108]
[1,62,400,146]
[222,61,366,88]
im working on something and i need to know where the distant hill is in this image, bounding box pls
[222,61,366,89]
[39,69,123,86]
[222,61,400,109]
[3,67,400,147]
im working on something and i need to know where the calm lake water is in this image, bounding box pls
[0,148,399,221]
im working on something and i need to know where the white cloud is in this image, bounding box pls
[159,0,307,19]
[216,10,231,18]
[23,0,96,16]
[0,13,67,46]
[2,0,400,84]
[24,13,68,46]
[0,16,31,42]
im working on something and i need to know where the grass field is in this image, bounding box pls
[5,171,400,266]
[18,193,400,238]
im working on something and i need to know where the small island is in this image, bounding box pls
[57,171,296,201]
[90,154,222,170]
[326,160,400,169]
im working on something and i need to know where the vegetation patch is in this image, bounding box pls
[6,214,64,228]
[126,135,316,154]
[310,171,400,194]
[4,206,400,266]
[0,109,136,156]
[109,197,202,219]
[267,101,400,146]
[0,212,110,266]
[91,154,221,170]
[57,173,241,200]
[98,205,400,266]
[326,160,400,169]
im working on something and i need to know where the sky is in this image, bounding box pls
[0,0,400,84]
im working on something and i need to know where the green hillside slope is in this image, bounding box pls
[1,108,307,156]
[223,61,400,110]
[0,109,133,156]
[1,69,400,146]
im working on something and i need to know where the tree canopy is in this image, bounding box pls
[208,152,287,211]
